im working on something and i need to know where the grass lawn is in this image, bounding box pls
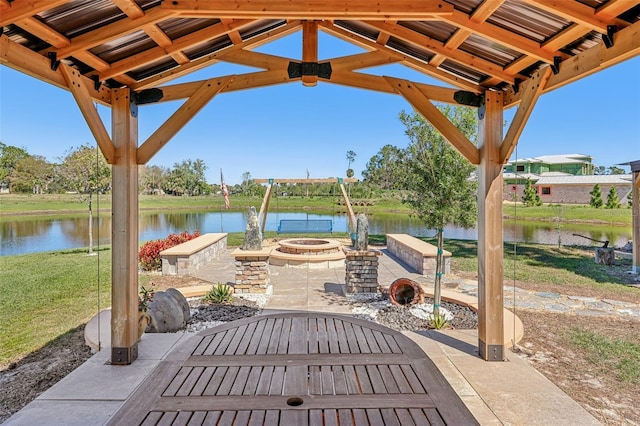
[0,248,111,367]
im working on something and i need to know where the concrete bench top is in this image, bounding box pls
[387,233,451,257]
[160,233,227,256]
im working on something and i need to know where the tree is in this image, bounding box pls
[0,142,30,192]
[58,144,111,194]
[346,150,356,177]
[9,155,54,193]
[608,166,626,175]
[140,165,168,195]
[362,144,407,190]
[589,184,603,208]
[594,165,606,175]
[521,179,541,207]
[605,186,621,209]
[163,159,209,196]
[241,171,252,195]
[400,107,477,318]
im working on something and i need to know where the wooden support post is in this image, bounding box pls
[258,183,273,234]
[110,88,140,365]
[477,90,505,361]
[302,21,318,87]
[633,170,640,274]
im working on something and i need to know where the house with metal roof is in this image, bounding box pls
[503,154,631,204]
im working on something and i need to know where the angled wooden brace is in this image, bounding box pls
[137,76,235,164]
[384,76,480,165]
[500,66,552,164]
[60,63,115,164]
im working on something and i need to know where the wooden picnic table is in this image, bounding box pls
[108,313,478,425]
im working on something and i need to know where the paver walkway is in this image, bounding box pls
[194,247,640,320]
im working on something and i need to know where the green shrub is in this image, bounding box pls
[204,283,234,304]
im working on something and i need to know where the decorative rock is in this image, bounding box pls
[595,247,615,265]
[355,213,369,250]
[166,287,191,322]
[535,292,561,299]
[242,206,262,251]
[147,290,190,333]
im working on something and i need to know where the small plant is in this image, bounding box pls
[204,283,234,304]
[138,284,155,312]
[429,312,449,330]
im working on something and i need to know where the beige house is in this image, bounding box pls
[503,154,632,204]
[505,173,632,204]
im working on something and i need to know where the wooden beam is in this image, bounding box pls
[60,64,116,164]
[217,49,292,70]
[14,17,70,47]
[131,20,302,90]
[499,66,552,164]
[302,21,319,87]
[54,7,175,59]
[0,0,69,26]
[110,87,139,365]
[477,90,504,361]
[440,9,557,64]
[596,0,640,19]
[161,0,455,20]
[504,19,640,108]
[385,76,480,165]
[99,19,253,81]
[0,35,112,105]
[137,76,234,164]
[330,51,399,71]
[319,22,484,92]
[328,70,464,105]
[112,0,145,18]
[523,0,627,33]
[366,20,517,83]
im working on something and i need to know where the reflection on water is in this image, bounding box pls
[0,211,632,256]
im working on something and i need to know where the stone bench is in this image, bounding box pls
[160,233,227,276]
[386,233,451,275]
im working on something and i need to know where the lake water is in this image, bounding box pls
[0,211,632,256]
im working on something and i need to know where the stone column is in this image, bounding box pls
[345,249,381,293]
[232,248,271,293]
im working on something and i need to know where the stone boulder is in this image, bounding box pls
[146,288,191,333]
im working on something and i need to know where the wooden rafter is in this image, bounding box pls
[99,19,254,81]
[500,66,552,164]
[430,0,505,67]
[137,76,235,164]
[0,0,69,26]
[504,19,640,108]
[60,64,116,164]
[131,20,303,90]
[112,0,145,19]
[319,21,483,92]
[522,0,628,33]
[52,7,176,60]
[330,51,399,71]
[366,20,518,84]
[440,9,558,64]
[161,0,455,20]
[384,76,480,165]
[0,35,111,105]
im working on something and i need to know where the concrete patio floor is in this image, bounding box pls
[5,247,599,425]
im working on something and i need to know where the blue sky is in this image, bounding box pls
[1,31,639,185]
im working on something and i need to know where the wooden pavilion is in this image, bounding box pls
[1,0,638,365]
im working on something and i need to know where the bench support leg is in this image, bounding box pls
[110,88,139,365]
[477,90,505,361]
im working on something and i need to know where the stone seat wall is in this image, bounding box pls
[386,233,451,275]
[160,233,227,276]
